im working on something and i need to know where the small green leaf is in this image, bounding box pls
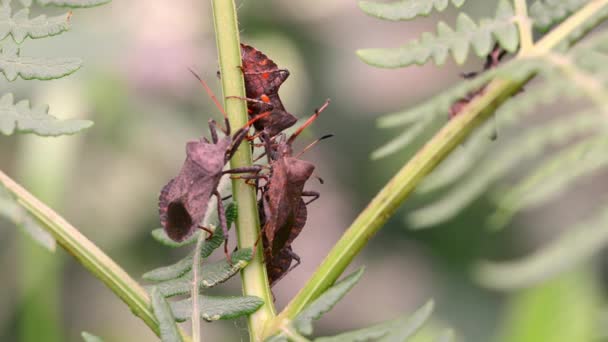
[36,0,111,8]
[148,248,252,297]
[359,0,466,21]
[170,295,264,322]
[0,93,92,136]
[81,332,104,342]
[150,287,183,342]
[475,207,608,290]
[294,268,365,336]
[142,252,194,281]
[151,228,200,247]
[314,301,434,342]
[0,40,81,81]
[0,4,71,43]
[357,0,518,68]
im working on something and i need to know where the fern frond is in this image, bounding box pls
[0,4,71,43]
[409,111,599,228]
[0,39,81,81]
[373,59,540,159]
[489,134,608,229]
[150,287,183,342]
[170,295,264,322]
[0,93,92,136]
[357,0,518,68]
[358,0,466,21]
[475,205,608,290]
[530,0,591,31]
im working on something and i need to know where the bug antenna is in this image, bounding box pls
[288,99,330,145]
[295,134,334,159]
[188,68,228,119]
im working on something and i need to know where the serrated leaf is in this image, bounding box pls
[81,332,104,342]
[0,93,92,136]
[314,300,434,342]
[358,0,466,21]
[36,0,111,7]
[294,268,365,336]
[148,248,252,297]
[170,295,263,322]
[475,207,608,290]
[150,287,183,342]
[0,40,81,81]
[0,185,56,251]
[357,0,518,68]
[0,4,71,43]
[142,251,194,281]
[151,228,201,247]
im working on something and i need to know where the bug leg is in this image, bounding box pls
[302,191,320,205]
[223,165,262,175]
[214,191,231,263]
[197,225,214,240]
[208,119,219,143]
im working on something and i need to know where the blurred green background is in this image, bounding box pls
[0,1,605,341]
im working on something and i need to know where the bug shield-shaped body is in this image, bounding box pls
[159,137,230,242]
[263,156,314,253]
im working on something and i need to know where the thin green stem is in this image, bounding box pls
[514,0,533,53]
[210,0,276,341]
[265,0,608,337]
[0,170,192,342]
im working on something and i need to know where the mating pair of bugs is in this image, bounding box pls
[158,44,330,286]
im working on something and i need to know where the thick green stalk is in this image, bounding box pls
[265,0,608,336]
[210,0,276,340]
[0,170,192,342]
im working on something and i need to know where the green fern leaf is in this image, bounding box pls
[408,112,600,229]
[142,252,195,281]
[315,301,434,342]
[489,134,608,229]
[150,287,183,342]
[0,4,71,43]
[475,206,608,290]
[170,295,263,322]
[81,332,104,342]
[357,0,518,68]
[371,117,433,160]
[36,0,111,8]
[148,248,252,297]
[0,40,81,81]
[1,184,56,251]
[358,0,466,21]
[0,93,92,136]
[530,0,591,31]
[294,268,365,336]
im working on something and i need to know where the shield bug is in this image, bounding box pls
[158,72,267,258]
[258,99,331,285]
[228,43,298,138]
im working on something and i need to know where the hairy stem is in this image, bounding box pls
[265,0,608,336]
[0,170,192,342]
[210,0,276,340]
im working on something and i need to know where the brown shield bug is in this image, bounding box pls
[257,99,332,286]
[227,43,298,138]
[158,71,268,258]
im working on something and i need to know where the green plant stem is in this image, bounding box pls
[0,170,192,342]
[514,0,533,53]
[265,0,608,337]
[210,0,276,340]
